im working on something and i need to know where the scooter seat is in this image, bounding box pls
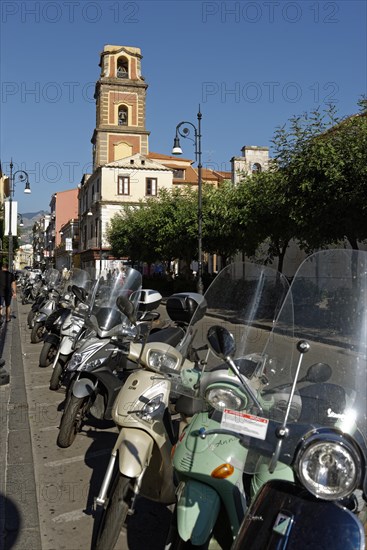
[147,326,185,347]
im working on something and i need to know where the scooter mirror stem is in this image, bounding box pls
[227,356,264,414]
[269,341,310,474]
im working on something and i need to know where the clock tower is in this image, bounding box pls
[91,45,150,170]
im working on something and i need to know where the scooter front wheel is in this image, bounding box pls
[31,321,46,344]
[165,510,209,550]
[27,310,35,328]
[49,362,63,391]
[57,394,90,448]
[39,341,58,368]
[93,472,133,550]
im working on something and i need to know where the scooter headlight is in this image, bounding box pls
[139,394,164,421]
[295,435,361,500]
[83,357,104,372]
[205,385,247,411]
[147,350,179,374]
[143,394,164,414]
[67,353,83,371]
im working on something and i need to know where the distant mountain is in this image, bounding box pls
[21,210,48,219]
[18,211,49,244]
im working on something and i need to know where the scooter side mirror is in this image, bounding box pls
[72,285,87,303]
[116,295,136,325]
[301,362,332,384]
[207,325,236,360]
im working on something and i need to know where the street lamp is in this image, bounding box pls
[7,160,31,270]
[172,107,203,294]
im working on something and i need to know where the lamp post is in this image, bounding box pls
[172,107,203,294]
[7,160,31,271]
[99,218,103,276]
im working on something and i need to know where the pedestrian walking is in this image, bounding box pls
[0,262,16,322]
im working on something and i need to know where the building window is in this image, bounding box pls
[173,169,185,179]
[118,105,128,126]
[146,178,157,196]
[252,163,262,174]
[117,57,129,78]
[118,176,130,195]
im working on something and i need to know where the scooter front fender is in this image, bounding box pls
[118,428,154,478]
[59,336,74,356]
[35,312,47,323]
[73,378,96,398]
[43,333,61,346]
[177,480,220,545]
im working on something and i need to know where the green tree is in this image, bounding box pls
[273,105,367,250]
[202,181,243,264]
[235,170,297,272]
[107,203,159,265]
[108,187,202,278]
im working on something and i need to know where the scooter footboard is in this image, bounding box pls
[176,480,220,545]
[118,428,154,478]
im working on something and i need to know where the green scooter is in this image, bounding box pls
[165,262,293,549]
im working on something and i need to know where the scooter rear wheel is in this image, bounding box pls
[93,472,133,550]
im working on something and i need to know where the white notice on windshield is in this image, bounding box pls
[221,409,269,440]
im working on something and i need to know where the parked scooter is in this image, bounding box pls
[30,269,65,343]
[92,291,207,550]
[165,262,290,549]
[227,249,367,549]
[38,306,74,367]
[21,272,44,304]
[31,268,91,344]
[56,268,144,448]
[48,273,96,391]
[26,268,61,327]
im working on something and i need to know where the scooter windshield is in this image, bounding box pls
[88,268,142,335]
[68,268,94,290]
[181,252,367,476]
[174,261,291,398]
[44,268,61,288]
[250,249,367,462]
[187,262,289,363]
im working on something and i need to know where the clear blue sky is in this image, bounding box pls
[1,0,366,213]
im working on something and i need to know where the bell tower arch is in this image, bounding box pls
[91,45,150,169]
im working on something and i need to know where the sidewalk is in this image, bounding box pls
[0,299,42,550]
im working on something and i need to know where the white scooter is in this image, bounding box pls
[92,292,207,550]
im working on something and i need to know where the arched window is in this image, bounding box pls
[116,57,129,78]
[118,105,128,126]
[252,163,262,174]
